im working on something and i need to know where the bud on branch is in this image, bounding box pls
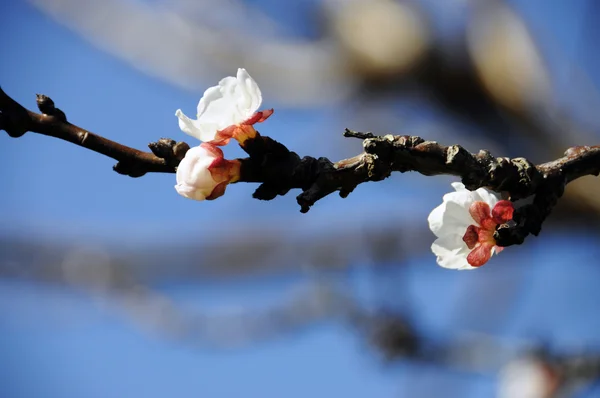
[2,68,599,268]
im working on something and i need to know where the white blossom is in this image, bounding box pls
[175,68,272,145]
[427,182,514,270]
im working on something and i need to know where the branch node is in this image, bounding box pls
[148,138,190,167]
[36,94,67,122]
[446,145,474,169]
[476,149,495,163]
[494,175,565,246]
[173,141,191,162]
[487,156,540,198]
[395,135,424,147]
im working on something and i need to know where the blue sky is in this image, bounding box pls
[0,0,448,246]
[2,1,600,397]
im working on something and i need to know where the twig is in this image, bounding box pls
[2,89,600,246]
[0,87,189,177]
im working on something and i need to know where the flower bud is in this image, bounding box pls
[174,143,240,201]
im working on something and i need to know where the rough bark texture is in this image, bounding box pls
[2,88,600,246]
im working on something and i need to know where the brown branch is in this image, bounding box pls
[0,87,189,177]
[2,89,600,246]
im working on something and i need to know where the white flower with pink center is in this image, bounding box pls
[427,182,514,270]
[175,68,273,146]
[175,143,241,201]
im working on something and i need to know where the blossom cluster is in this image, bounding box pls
[174,68,273,201]
[174,68,513,270]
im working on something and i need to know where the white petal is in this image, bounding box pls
[197,85,228,119]
[448,182,501,207]
[442,189,477,209]
[236,68,262,116]
[198,85,242,127]
[427,201,447,235]
[439,201,474,231]
[429,195,474,238]
[451,182,466,192]
[175,146,218,201]
[431,236,475,270]
[187,69,263,136]
[176,108,222,142]
[431,232,465,252]
[451,181,501,206]
[475,187,500,207]
[175,183,209,201]
[176,109,204,141]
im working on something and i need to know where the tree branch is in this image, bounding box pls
[2,89,600,246]
[0,87,189,177]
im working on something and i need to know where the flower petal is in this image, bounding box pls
[492,200,515,224]
[442,190,478,210]
[243,109,274,125]
[429,202,471,237]
[431,242,474,271]
[431,237,475,270]
[451,182,467,192]
[174,145,219,201]
[175,109,202,140]
[206,158,229,182]
[442,200,476,228]
[466,242,494,267]
[197,85,227,118]
[198,85,243,128]
[176,109,222,143]
[200,142,224,158]
[176,147,215,185]
[427,201,447,235]
[206,181,229,201]
[474,187,500,208]
[462,225,479,249]
[449,183,501,208]
[469,201,491,225]
[175,182,209,201]
[237,68,262,115]
[255,109,274,123]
